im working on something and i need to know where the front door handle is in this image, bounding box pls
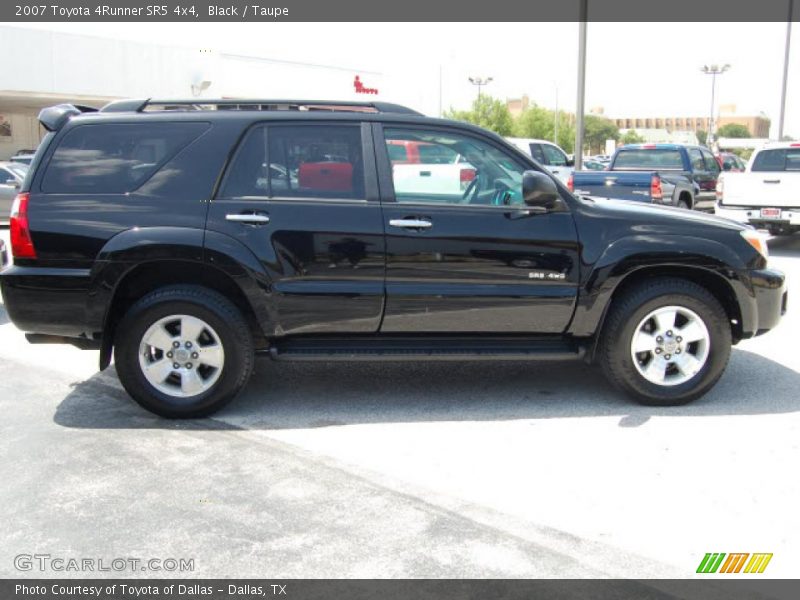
[226,213,270,224]
[389,218,432,229]
[763,179,781,184]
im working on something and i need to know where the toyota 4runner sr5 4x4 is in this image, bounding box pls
[0,99,788,418]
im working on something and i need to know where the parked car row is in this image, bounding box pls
[0,161,29,222]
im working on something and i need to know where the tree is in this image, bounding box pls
[716,123,751,138]
[696,130,708,145]
[620,129,645,145]
[513,104,575,153]
[583,115,619,155]
[444,95,514,137]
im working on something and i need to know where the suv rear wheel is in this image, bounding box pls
[599,278,732,405]
[114,285,254,418]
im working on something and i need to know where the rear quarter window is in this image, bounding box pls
[613,149,684,170]
[753,148,800,171]
[41,122,209,193]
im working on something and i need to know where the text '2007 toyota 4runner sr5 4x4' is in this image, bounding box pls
[0,99,788,418]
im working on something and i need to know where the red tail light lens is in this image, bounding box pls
[650,175,663,201]
[10,192,36,259]
[460,168,476,183]
[567,174,574,193]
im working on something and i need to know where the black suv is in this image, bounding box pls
[0,99,788,417]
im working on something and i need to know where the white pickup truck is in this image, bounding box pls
[715,142,800,236]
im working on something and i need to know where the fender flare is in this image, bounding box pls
[568,233,750,341]
[89,227,274,370]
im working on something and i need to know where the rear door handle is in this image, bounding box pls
[763,179,781,184]
[389,218,432,229]
[226,213,270,224]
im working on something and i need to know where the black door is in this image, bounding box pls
[374,124,580,334]
[205,122,385,336]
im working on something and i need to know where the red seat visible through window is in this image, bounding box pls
[298,162,353,193]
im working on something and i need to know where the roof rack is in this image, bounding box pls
[100,98,422,116]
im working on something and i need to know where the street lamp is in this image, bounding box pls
[468,76,493,100]
[700,63,731,146]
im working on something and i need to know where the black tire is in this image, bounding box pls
[599,278,731,406]
[677,196,691,210]
[114,285,254,418]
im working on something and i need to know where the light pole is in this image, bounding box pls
[574,0,588,169]
[468,76,493,100]
[778,0,794,140]
[700,64,730,146]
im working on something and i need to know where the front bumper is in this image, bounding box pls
[743,268,787,337]
[715,204,800,229]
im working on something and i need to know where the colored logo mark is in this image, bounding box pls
[696,553,773,574]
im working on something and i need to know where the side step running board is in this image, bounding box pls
[266,336,585,362]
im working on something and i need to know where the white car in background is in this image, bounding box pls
[715,141,800,236]
[506,137,573,185]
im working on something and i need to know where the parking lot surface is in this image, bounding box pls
[0,229,798,580]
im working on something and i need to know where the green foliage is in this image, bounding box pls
[583,115,619,154]
[696,130,708,145]
[444,95,623,156]
[444,95,514,137]
[514,105,575,153]
[716,123,751,138]
[620,130,646,145]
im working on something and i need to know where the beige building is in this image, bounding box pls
[611,105,770,138]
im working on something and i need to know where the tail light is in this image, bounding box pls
[650,175,663,201]
[459,168,476,191]
[10,192,36,259]
[567,173,574,193]
[716,178,724,204]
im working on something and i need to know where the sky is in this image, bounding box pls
[9,21,799,138]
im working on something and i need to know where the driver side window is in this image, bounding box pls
[384,128,526,206]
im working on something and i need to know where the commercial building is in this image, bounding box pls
[0,26,385,159]
[610,105,770,138]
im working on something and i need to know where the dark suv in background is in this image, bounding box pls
[0,99,787,417]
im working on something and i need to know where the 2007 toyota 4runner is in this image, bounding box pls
[0,99,788,417]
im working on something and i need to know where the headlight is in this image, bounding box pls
[740,229,769,260]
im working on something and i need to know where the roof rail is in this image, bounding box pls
[100,98,422,116]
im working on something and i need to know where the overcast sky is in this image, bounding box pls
[11,21,798,138]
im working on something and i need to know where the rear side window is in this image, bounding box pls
[541,144,567,166]
[529,144,546,163]
[222,124,365,199]
[752,148,800,171]
[42,122,209,193]
[613,149,684,170]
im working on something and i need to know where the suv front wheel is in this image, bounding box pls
[600,278,732,405]
[114,285,254,418]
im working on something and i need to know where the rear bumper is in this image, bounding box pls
[0,265,97,338]
[741,268,787,338]
[715,204,800,228]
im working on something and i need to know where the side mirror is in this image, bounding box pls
[522,170,560,209]
[722,163,732,171]
[565,157,575,167]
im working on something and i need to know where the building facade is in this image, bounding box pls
[0,26,385,159]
